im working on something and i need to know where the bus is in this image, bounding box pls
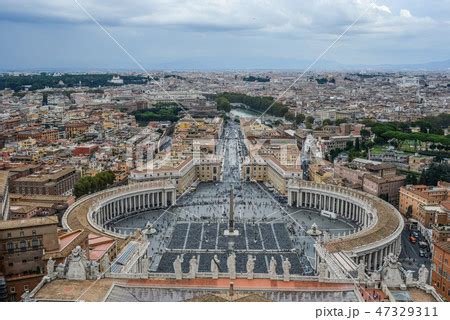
[320,210,337,220]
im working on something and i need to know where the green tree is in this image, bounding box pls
[373,136,385,145]
[335,118,349,126]
[284,112,296,122]
[328,148,343,161]
[295,113,305,125]
[354,138,360,151]
[216,96,231,112]
[360,128,370,139]
[73,171,116,198]
[405,173,418,185]
[345,140,354,150]
[215,92,289,118]
[419,163,450,186]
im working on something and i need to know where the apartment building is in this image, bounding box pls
[10,166,80,196]
[334,160,405,205]
[0,171,9,220]
[65,122,89,139]
[362,174,406,207]
[432,241,450,301]
[0,216,59,301]
[399,183,449,228]
[241,155,302,195]
[129,155,222,195]
[320,135,359,153]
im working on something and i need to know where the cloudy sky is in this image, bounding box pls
[0,0,449,70]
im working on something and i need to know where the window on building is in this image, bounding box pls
[19,240,27,251]
[32,230,36,235]
[23,285,29,291]
[9,287,15,293]
[20,231,24,237]
[7,241,14,253]
[31,238,39,249]
[7,232,11,238]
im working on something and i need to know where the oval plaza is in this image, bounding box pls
[61,120,404,287]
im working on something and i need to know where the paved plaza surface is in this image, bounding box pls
[108,122,358,274]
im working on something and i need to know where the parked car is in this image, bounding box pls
[419,241,429,251]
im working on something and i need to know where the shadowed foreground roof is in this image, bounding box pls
[33,278,359,302]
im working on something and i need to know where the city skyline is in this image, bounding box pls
[1,0,450,308]
[1,0,450,70]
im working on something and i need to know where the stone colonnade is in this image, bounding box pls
[287,181,402,272]
[92,188,176,226]
[288,188,374,228]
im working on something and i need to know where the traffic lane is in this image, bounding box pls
[399,228,431,273]
[400,230,420,259]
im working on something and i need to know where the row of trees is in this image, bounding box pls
[216,96,231,112]
[382,130,450,147]
[405,163,450,186]
[215,92,289,117]
[322,118,349,126]
[0,73,149,91]
[418,163,450,186]
[412,113,450,135]
[284,112,306,125]
[133,103,181,124]
[243,76,270,82]
[73,171,116,198]
[215,93,314,126]
[366,114,450,138]
[315,77,335,85]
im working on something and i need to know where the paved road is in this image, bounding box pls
[399,227,431,276]
[221,121,243,184]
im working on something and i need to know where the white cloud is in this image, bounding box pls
[400,9,412,18]
[0,0,444,38]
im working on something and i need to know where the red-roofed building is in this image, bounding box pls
[72,144,99,157]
